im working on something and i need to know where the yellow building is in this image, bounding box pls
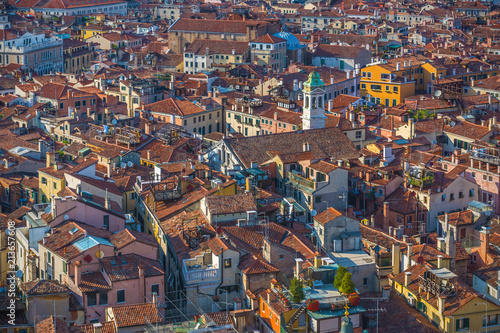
[81,23,111,40]
[360,60,416,107]
[391,264,500,333]
[38,153,66,203]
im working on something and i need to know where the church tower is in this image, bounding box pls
[301,71,326,130]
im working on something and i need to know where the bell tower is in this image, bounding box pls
[301,71,326,130]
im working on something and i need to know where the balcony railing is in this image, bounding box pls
[6,39,63,53]
[182,259,220,284]
[470,148,500,166]
[288,172,315,190]
[376,265,393,278]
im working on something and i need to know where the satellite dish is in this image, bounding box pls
[434,90,442,97]
[16,270,23,278]
[111,119,118,125]
[63,214,69,220]
[149,116,154,121]
[311,210,318,217]
[95,250,104,259]
[432,140,437,145]
[44,206,51,214]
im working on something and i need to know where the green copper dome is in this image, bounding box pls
[303,71,325,92]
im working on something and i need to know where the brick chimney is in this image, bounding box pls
[404,271,411,287]
[139,266,145,302]
[480,226,491,264]
[46,151,55,168]
[74,261,81,286]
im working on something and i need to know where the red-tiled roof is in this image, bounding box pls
[109,303,162,328]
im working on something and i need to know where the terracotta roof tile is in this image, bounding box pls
[314,207,343,225]
[101,253,164,282]
[206,192,257,215]
[109,303,162,328]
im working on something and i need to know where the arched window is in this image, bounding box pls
[202,126,206,135]
[312,97,317,109]
[318,96,322,109]
[305,96,309,108]
[193,128,197,133]
[208,124,212,133]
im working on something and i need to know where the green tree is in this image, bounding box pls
[334,265,347,290]
[339,272,356,295]
[289,277,305,303]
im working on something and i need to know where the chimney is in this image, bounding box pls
[147,150,151,160]
[437,237,445,252]
[104,194,110,210]
[314,252,322,268]
[106,161,112,178]
[139,266,145,303]
[392,244,401,275]
[437,255,443,269]
[46,151,55,168]
[406,243,413,269]
[404,271,411,287]
[480,226,491,264]
[409,118,415,139]
[74,261,81,286]
[370,214,375,227]
[330,77,334,85]
[438,295,446,314]
[396,63,401,70]
[267,289,272,303]
[295,258,303,278]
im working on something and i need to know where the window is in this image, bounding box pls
[279,254,284,260]
[393,86,398,93]
[315,196,322,203]
[224,258,232,268]
[87,293,97,306]
[469,189,474,197]
[99,292,108,305]
[53,182,57,189]
[370,84,382,91]
[489,175,494,182]
[456,318,469,330]
[442,194,446,201]
[63,262,67,274]
[42,177,47,185]
[450,193,454,201]
[356,131,362,139]
[103,215,109,230]
[459,191,464,198]
[471,171,476,178]
[151,284,159,296]
[59,102,64,109]
[117,290,125,303]
[363,278,368,286]
[75,101,81,107]
[484,314,498,327]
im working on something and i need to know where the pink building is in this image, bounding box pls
[49,195,125,232]
[464,143,500,214]
[77,253,165,324]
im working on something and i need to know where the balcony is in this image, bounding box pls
[288,171,315,191]
[470,147,500,166]
[376,265,393,278]
[182,258,220,285]
[6,39,63,54]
